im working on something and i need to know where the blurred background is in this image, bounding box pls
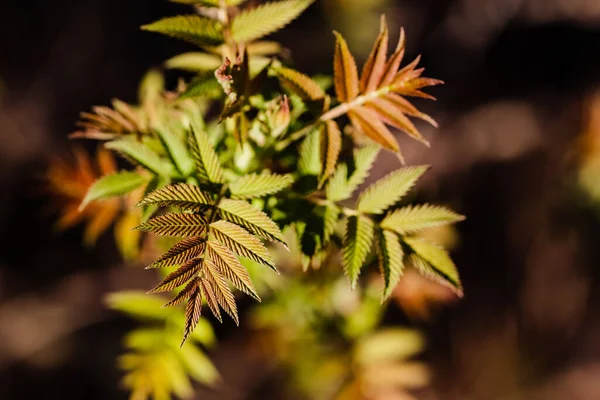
[2,0,600,399]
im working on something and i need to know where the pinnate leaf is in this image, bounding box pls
[182,287,203,345]
[333,31,359,102]
[207,241,260,301]
[136,212,207,237]
[218,199,286,245]
[203,260,239,325]
[231,0,314,43]
[137,184,213,212]
[377,229,404,301]
[142,16,224,47]
[81,171,145,210]
[210,220,275,270]
[405,237,462,293]
[230,172,294,200]
[148,257,202,293]
[198,279,221,323]
[357,166,429,214]
[343,215,375,288]
[381,204,465,235]
[148,236,206,269]
[163,278,199,308]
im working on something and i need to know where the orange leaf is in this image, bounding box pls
[181,286,202,345]
[366,97,429,146]
[360,16,389,94]
[348,106,401,156]
[383,93,438,128]
[333,31,359,102]
[319,120,342,187]
[379,28,406,87]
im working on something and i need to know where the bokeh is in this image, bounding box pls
[1,0,600,399]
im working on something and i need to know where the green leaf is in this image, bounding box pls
[154,124,195,177]
[106,137,176,177]
[325,145,380,202]
[326,163,349,201]
[142,15,224,47]
[404,237,462,293]
[189,125,225,184]
[178,343,220,387]
[230,172,294,199]
[137,184,213,212]
[323,204,340,242]
[166,52,223,72]
[210,220,275,270]
[231,0,314,43]
[136,212,207,237]
[181,72,224,100]
[343,215,375,289]
[377,229,404,301]
[298,128,321,176]
[357,165,429,214]
[105,291,174,320]
[381,204,465,235]
[80,171,145,210]
[218,199,286,245]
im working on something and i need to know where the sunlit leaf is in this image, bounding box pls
[343,215,375,288]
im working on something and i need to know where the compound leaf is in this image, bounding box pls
[136,212,207,237]
[148,236,206,269]
[218,199,286,245]
[207,240,260,301]
[137,184,213,212]
[210,220,275,270]
[230,172,294,200]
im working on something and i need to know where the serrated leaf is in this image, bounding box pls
[207,240,260,301]
[319,120,342,188]
[80,171,145,210]
[136,212,207,237]
[149,257,202,293]
[166,52,223,72]
[189,125,225,184]
[325,163,349,201]
[218,199,286,245]
[323,204,340,242]
[274,67,325,101]
[381,204,465,235]
[231,0,314,43]
[333,31,359,102]
[137,183,213,212]
[343,215,375,288]
[198,278,222,323]
[148,236,206,269]
[164,278,199,307]
[203,260,239,325]
[230,172,294,200]
[210,220,275,270]
[404,237,462,293]
[377,229,404,301]
[360,16,389,94]
[348,106,400,154]
[182,286,203,345]
[383,93,438,128]
[380,27,406,87]
[142,15,224,47]
[357,166,429,214]
[347,145,380,190]
[299,128,321,176]
[106,137,175,176]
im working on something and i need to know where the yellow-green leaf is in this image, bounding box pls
[377,229,404,301]
[343,215,375,289]
[142,15,224,47]
[405,237,462,293]
[229,172,294,200]
[218,199,286,245]
[381,204,465,235]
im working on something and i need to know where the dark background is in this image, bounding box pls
[2,0,600,399]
